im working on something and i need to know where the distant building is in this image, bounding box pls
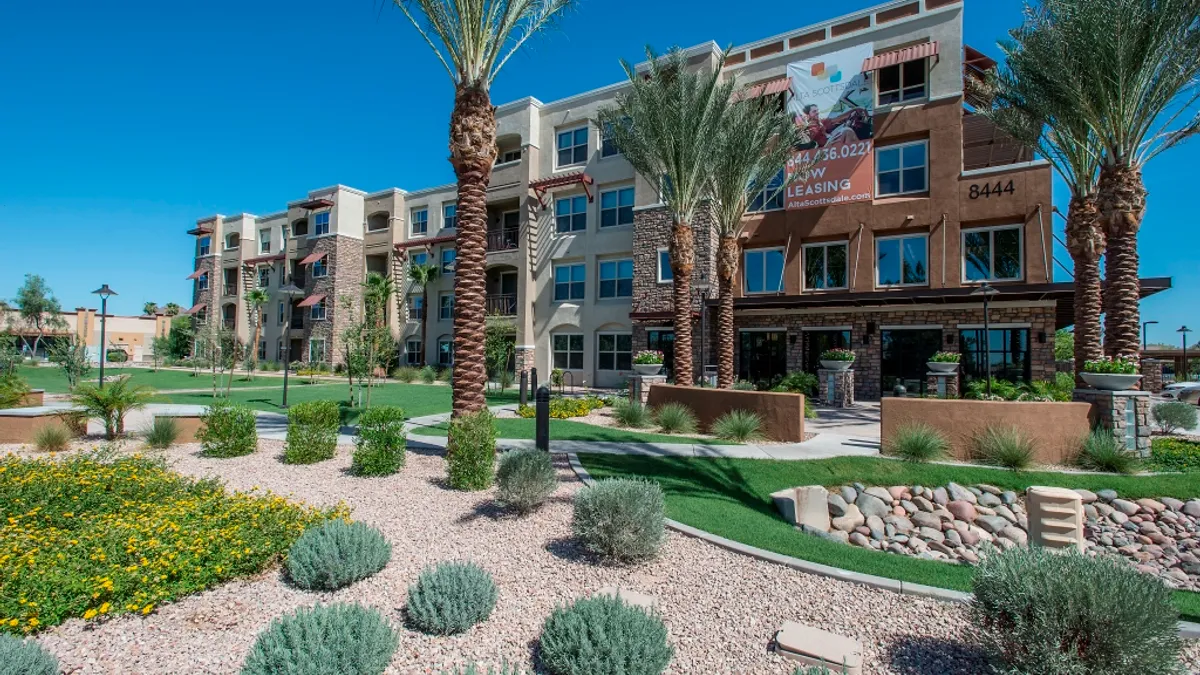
[2,307,173,363]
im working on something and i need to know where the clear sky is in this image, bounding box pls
[0,0,1195,346]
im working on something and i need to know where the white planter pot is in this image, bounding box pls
[926,362,959,374]
[633,363,663,376]
[1080,372,1143,391]
[820,360,854,372]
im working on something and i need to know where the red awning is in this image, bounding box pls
[299,251,327,265]
[184,303,206,316]
[297,294,326,308]
[862,41,939,72]
[530,171,594,207]
[186,270,206,280]
[732,76,792,102]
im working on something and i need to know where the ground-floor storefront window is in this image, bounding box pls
[647,329,675,379]
[959,327,1031,384]
[739,330,787,386]
[803,329,851,374]
[881,329,941,396]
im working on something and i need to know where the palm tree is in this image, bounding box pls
[163,303,181,317]
[361,272,396,406]
[407,260,442,367]
[243,288,270,381]
[142,301,159,316]
[70,377,154,439]
[599,48,735,385]
[392,0,575,414]
[706,95,807,388]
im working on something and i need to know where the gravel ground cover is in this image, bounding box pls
[0,440,1118,674]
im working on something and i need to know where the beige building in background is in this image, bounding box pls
[2,307,172,363]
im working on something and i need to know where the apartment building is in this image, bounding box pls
[185,0,1168,398]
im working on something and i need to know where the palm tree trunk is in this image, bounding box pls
[1097,164,1148,359]
[448,83,496,415]
[716,233,738,388]
[669,219,695,386]
[1064,195,1104,385]
[249,319,262,383]
[421,287,430,368]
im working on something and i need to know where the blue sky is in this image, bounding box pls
[0,0,1195,345]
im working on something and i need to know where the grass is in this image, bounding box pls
[577,453,1200,622]
[17,365,310,394]
[412,417,733,445]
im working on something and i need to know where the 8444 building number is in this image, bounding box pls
[968,179,1015,199]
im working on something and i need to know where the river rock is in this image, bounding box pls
[918,526,946,543]
[866,515,886,540]
[947,500,978,522]
[1137,498,1166,514]
[994,505,1018,524]
[1113,499,1140,516]
[827,493,849,518]
[999,526,1028,546]
[1096,489,1118,502]
[947,482,976,504]
[840,486,858,505]
[978,492,1001,508]
[884,515,914,533]
[977,515,1010,534]
[831,504,865,533]
[856,492,891,519]
[1161,497,1185,512]
[1000,490,1017,505]
[913,496,935,513]
[932,487,949,506]
[1109,510,1129,525]
[1074,489,1098,504]
[900,500,918,515]
[912,511,941,530]
[888,486,908,501]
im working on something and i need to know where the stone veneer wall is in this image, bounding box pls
[1073,388,1152,457]
[1141,359,1165,393]
[306,234,365,365]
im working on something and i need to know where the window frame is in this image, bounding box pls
[743,247,787,295]
[875,233,930,288]
[552,333,585,370]
[198,236,212,257]
[308,338,326,363]
[437,337,454,366]
[553,262,587,302]
[876,57,929,106]
[599,186,635,228]
[596,332,633,371]
[410,208,429,237]
[440,248,456,274]
[600,118,628,158]
[961,224,1024,283]
[497,149,522,165]
[442,203,457,230]
[598,258,634,299]
[313,212,330,237]
[224,233,240,250]
[311,258,328,278]
[802,241,850,291]
[555,124,589,168]
[277,301,285,326]
[747,169,786,213]
[555,195,588,233]
[257,266,271,289]
[408,294,424,320]
[410,251,428,267]
[439,293,454,321]
[875,139,929,197]
[310,298,327,321]
[657,248,673,284]
[259,228,271,254]
[405,339,422,365]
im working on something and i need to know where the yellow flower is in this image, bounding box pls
[83,609,98,620]
[99,602,111,614]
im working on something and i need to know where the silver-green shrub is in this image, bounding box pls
[33,423,70,452]
[286,521,391,591]
[405,562,498,635]
[653,402,697,435]
[440,662,524,674]
[971,547,1182,675]
[496,449,557,515]
[971,425,1035,470]
[711,410,764,442]
[284,400,340,464]
[1153,400,1198,435]
[198,401,258,458]
[352,406,406,476]
[573,478,665,562]
[885,422,949,463]
[240,603,398,675]
[144,416,181,449]
[447,409,496,490]
[612,398,651,428]
[1076,428,1140,474]
[539,595,672,675]
[0,634,58,675]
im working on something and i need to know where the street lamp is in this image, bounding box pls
[693,272,711,386]
[91,284,117,388]
[971,282,1000,397]
[1180,326,1193,382]
[1142,320,1159,352]
[278,283,305,407]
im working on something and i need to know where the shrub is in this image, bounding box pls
[498,370,515,391]
[0,373,31,410]
[929,351,960,363]
[33,424,70,453]
[516,396,606,419]
[1083,355,1139,374]
[711,410,763,443]
[1077,429,1140,474]
[143,416,180,449]
[352,406,406,476]
[436,367,453,382]
[496,449,557,515]
[771,371,818,397]
[885,422,948,463]
[971,547,1182,675]
[447,409,496,490]
[405,562,497,635]
[539,595,672,675]
[393,366,418,383]
[285,400,340,464]
[632,350,664,365]
[612,399,651,428]
[550,368,565,387]
[1147,437,1200,473]
[1153,401,1198,435]
[573,478,665,562]
[819,348,855,362]
[68,377,154,439]
[198,401,258,458]
[420,366,438,384]
[653,402,697,435]
[286,520,391,591]
[971,425,1035,470]
[105,349,129,363]
[0,634,58,675]
[241,603,398,675]
[732,380,757,391]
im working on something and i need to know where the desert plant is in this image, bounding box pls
[573,478,665,562]
[971,546,1182,675]
[771,371,818,397]
[0,634,58,675]
[1152,400,1197,435]
[285,520,391,591]
[612,398,651,428]
[240,603,398,675]
[197,400,258,458]
[1077,428,1140,474]
[436,367,452,382]
[0,372,31,410]
[352,406,406,476]
[653,402,697,435]
[550,368,564,387]
[885,422,949,463]
[972,425,1035,470]
[732,380,757,391]
[793,667,847,675]
[497,369,515,391]
[496,449,557,515]
[711,410,763,443]
[539,595,673,675]
[420,366,438,384]
[446,408,496,490]
[632,350,664,365]
[143,416,181,449]
[405,561,498,635]
[392,366,417,383]
[1147,438,1200,473]
[33,423,71,452]
[284,400,340,464]
[69,377,154,439]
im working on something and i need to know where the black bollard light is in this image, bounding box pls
[535,385,551,452]
[519,370,529,406]
[530,367,538,395]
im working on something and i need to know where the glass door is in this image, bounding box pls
[803,329,852,374]
[647,330,675,381]
[739,330,788,386]
[880,329,942,396]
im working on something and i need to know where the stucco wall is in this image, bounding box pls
[646,383,806,442]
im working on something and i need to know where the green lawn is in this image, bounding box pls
[578,453,1200,622]
[412,417,732,445]
[18,365,303,394]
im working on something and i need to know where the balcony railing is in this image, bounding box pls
[290,314,304,330]
[222,319,236,330]
[486,293,517,316]
[223,283,238,296]
[486,228,519,252]
[291,272,306,287]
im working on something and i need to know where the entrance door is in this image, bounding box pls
[739,330,788,386]
[647,330,675,380]
[881,329,942,396]
[803,329,851,374]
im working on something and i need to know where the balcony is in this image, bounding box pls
[223,283,238,297]
[486,228,519,252]
[290,313,304,330]
[290,271,307,288]
[486,293,517,316]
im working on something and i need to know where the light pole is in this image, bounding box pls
[971,282,1000,397]
[1142,320,1159,352]
[278,283,305,408]
[694,272,711,386]
[1180,325,1193,382]
[91,284,117,388]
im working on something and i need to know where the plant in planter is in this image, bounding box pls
[632,350,665,376]
[1081,355,1142,391]
[819,348,855,371]
[927,351,960,373]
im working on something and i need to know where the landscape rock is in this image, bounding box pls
[1096,489,1118,502]
[856,492,890,519]
[1000,491,1017,506]
[1161,497,1184,512]
[913,496,935,513]
[1137,498,1166,514]
[946,500,977,522]
[932,487,949,506]
[1184,501,1200,518]
[831,504,865,533]
[918,527,946,543]
[911,511,941,530]
[884,515,914,533]
[839,486,858,505]
[1073,489,1097,504]
[946,483,976,504]
[827,493,849,518]
[976,516,1010,534]
[1112,499,1140,516]
[887,486,908,501]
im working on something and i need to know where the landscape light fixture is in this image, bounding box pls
[1180,326,1193,382]
[91,284,118,388]
[970,282,1000,397]
[693,272,712,386]
[1142,320,1159,352]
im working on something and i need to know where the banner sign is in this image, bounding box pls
[785,43,875,209]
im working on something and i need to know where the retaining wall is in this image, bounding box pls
[646,384,805,442]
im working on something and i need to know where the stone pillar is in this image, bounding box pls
[1026,486,1084,552]
[514,346,535,375]
[926,372,960,399]
[1073,388,1152,457]
[630,374,667,405]
[1141,359,1164,393]
[817,369,855,408]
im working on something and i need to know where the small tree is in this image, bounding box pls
[1054,329,1075,362]
[48,335,92,389]
[166,315,194,359]
[244,289,270,381]
[10,274,67,357]
[484,323,514,385]
[407,261,441,367]
[142,301,159,316]
[149,334,171,371]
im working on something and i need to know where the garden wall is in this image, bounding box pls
[18,390,45,407]
[881,398,1091,464]
[645,384,805,442]
[0,407,78,443]
[154,412,206,443]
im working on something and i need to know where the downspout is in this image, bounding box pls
[783,233,793,294]
[940,213,947,287]
[852,223,865,289]
[1035,204,1049,282]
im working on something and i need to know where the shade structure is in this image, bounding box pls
[184,303,206,315]
[731,76,792,102]
[185,270,205,280]
[861,41,939,72]
[299,251,327,265]
[297,294,326,308]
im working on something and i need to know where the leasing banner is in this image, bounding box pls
[785,43,875,209]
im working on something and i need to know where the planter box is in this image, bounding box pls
[0,406,85,444]
[1080,372,1142,391]
[633,363,663,376]
[926,362,958,374]
[153,412,207,443]
[645,384,805,442]
[819,360,853,371]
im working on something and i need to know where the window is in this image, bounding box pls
[804,242,849,290]
[960,327,1031,384]
[748,169,785,212]
[554,263,586,301]
[443,203,457,230]
[497,149,522,164]
[277,339,283,361]
[744,248,786,294]
[198,236,211,256]
[597,333,632,370]
[281,225,290,241]
[598,259,634,298]
[600,187,634,227]
[876,140,928,196]
[657,248,673,283]
[259,229,271,254]
[876,234,928,287]
[877,59,927,105]
[411,208,428,236]
[224,233,240,250]
[406,339,422,365]
[440,248,456,273]
[257,266,270,288]
[556,126,588,167]
[410,251,428,267]
[366,213,389,232]
[555,195,587,233]
[310,298,327,321]
[311,258,328,278]
[258,341,267,360]
[438,337,454,366]
[277,301,285,326]
[439,293,454,320]
[197,273,209,291]
[409,295,424,320]
[292,219,308,236]
[309,338,326,363]
[195,308,207,324]
[601,118,628,158]
[313,212,330,236]
[552,334,584,370]
[963,225,1022,282]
